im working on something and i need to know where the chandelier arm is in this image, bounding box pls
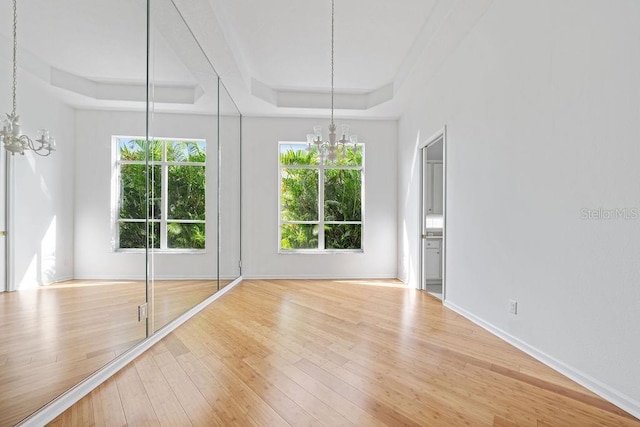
[11,0,18,116]
[21,134,51,156]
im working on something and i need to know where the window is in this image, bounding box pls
[113,137,206,251]
[279,142,364,251]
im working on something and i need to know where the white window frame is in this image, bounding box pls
[111,136,207,253]
[278,141,365,253]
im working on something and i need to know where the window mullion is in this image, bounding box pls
[115,153,121,249]
[318,163,325,250]
[278,165,283,249]
[161,143,168,249]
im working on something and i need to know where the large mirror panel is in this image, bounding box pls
[0,1,149,424]
[0,0,243,423]
[147,0,222,332]
[219,83,242,286]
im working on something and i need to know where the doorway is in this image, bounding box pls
[419,128,446,299]
[1,149,6,292]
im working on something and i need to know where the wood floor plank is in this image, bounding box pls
[115,363,160,426]
[262,352,386,427]
[197,353,290,427]
[89,379,127,427]
[294,357,423,427]
[51,279,640,426]
[134,351,192,426]
[1,279,219,425]
[151,346,225,426]
[176,351,253,424]
[242,353,354,426]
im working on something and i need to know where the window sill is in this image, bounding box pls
[113,249,207,255]
[278,249,364,255]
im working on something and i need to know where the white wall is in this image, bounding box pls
[74,110,220,279]
[6,68,76,289]
[243,116,397,278]
[219,112,242,279]
[397,0,640,417]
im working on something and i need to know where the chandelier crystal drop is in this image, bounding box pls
[306,0,358,163]
[0,0,56,156]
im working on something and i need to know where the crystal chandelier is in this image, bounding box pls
[0,0,55,156]
[306,0,358,163]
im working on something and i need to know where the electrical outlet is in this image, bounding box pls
[509,299,518,315]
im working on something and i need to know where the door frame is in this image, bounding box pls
[418,126,447,300]
[1,146,11,292]
[1,146,5,292]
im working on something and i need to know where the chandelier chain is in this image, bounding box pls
[305,0,357,164]
[1,0,55,156]
[330,0,334,126]
[11,0,18,116]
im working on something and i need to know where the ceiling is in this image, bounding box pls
[215,0,436,92]
[0,0,493,118]
[191,0,454,118]
[0,0,218,114]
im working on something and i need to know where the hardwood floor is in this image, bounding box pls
[51,279,639,426]
[0,279,223,427]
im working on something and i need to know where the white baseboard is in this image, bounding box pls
[72,274,227,281]
[242,273,399,280]
[444,300,640,420]
[47,276,75,285]
[75,274,399,281]
[18,277,243,427]
[9,276,75,291]
[397,273,408,284]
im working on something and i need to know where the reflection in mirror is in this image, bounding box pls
[148,0,226,332]
[0,0,242,423]
[0,1,149,424]
[219,83,242,286]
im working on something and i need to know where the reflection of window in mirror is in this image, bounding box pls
[278,141,364,252]
[425,215,444,229]
[112,136,207,251]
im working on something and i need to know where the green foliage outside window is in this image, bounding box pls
[324,168,362,249]
[281,168,318,222]
[117,138,206,250]
[279,143,363,250]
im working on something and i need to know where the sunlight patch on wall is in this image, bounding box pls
[401,220,418,288]
[40,216,57,283]
[18,255,39,289]
[17,216,57,289]
[39,173,52,201]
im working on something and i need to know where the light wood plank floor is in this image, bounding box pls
[0,279,225,426]
[51,279,639,426]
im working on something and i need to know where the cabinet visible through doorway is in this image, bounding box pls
[426,162,443,215]
[424,238,442,281]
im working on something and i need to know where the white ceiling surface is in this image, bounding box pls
[0,0,494,118]
[216,0,435,92]
[0,0,218,113]
[185,0,494,119]
[0,1,149,82]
